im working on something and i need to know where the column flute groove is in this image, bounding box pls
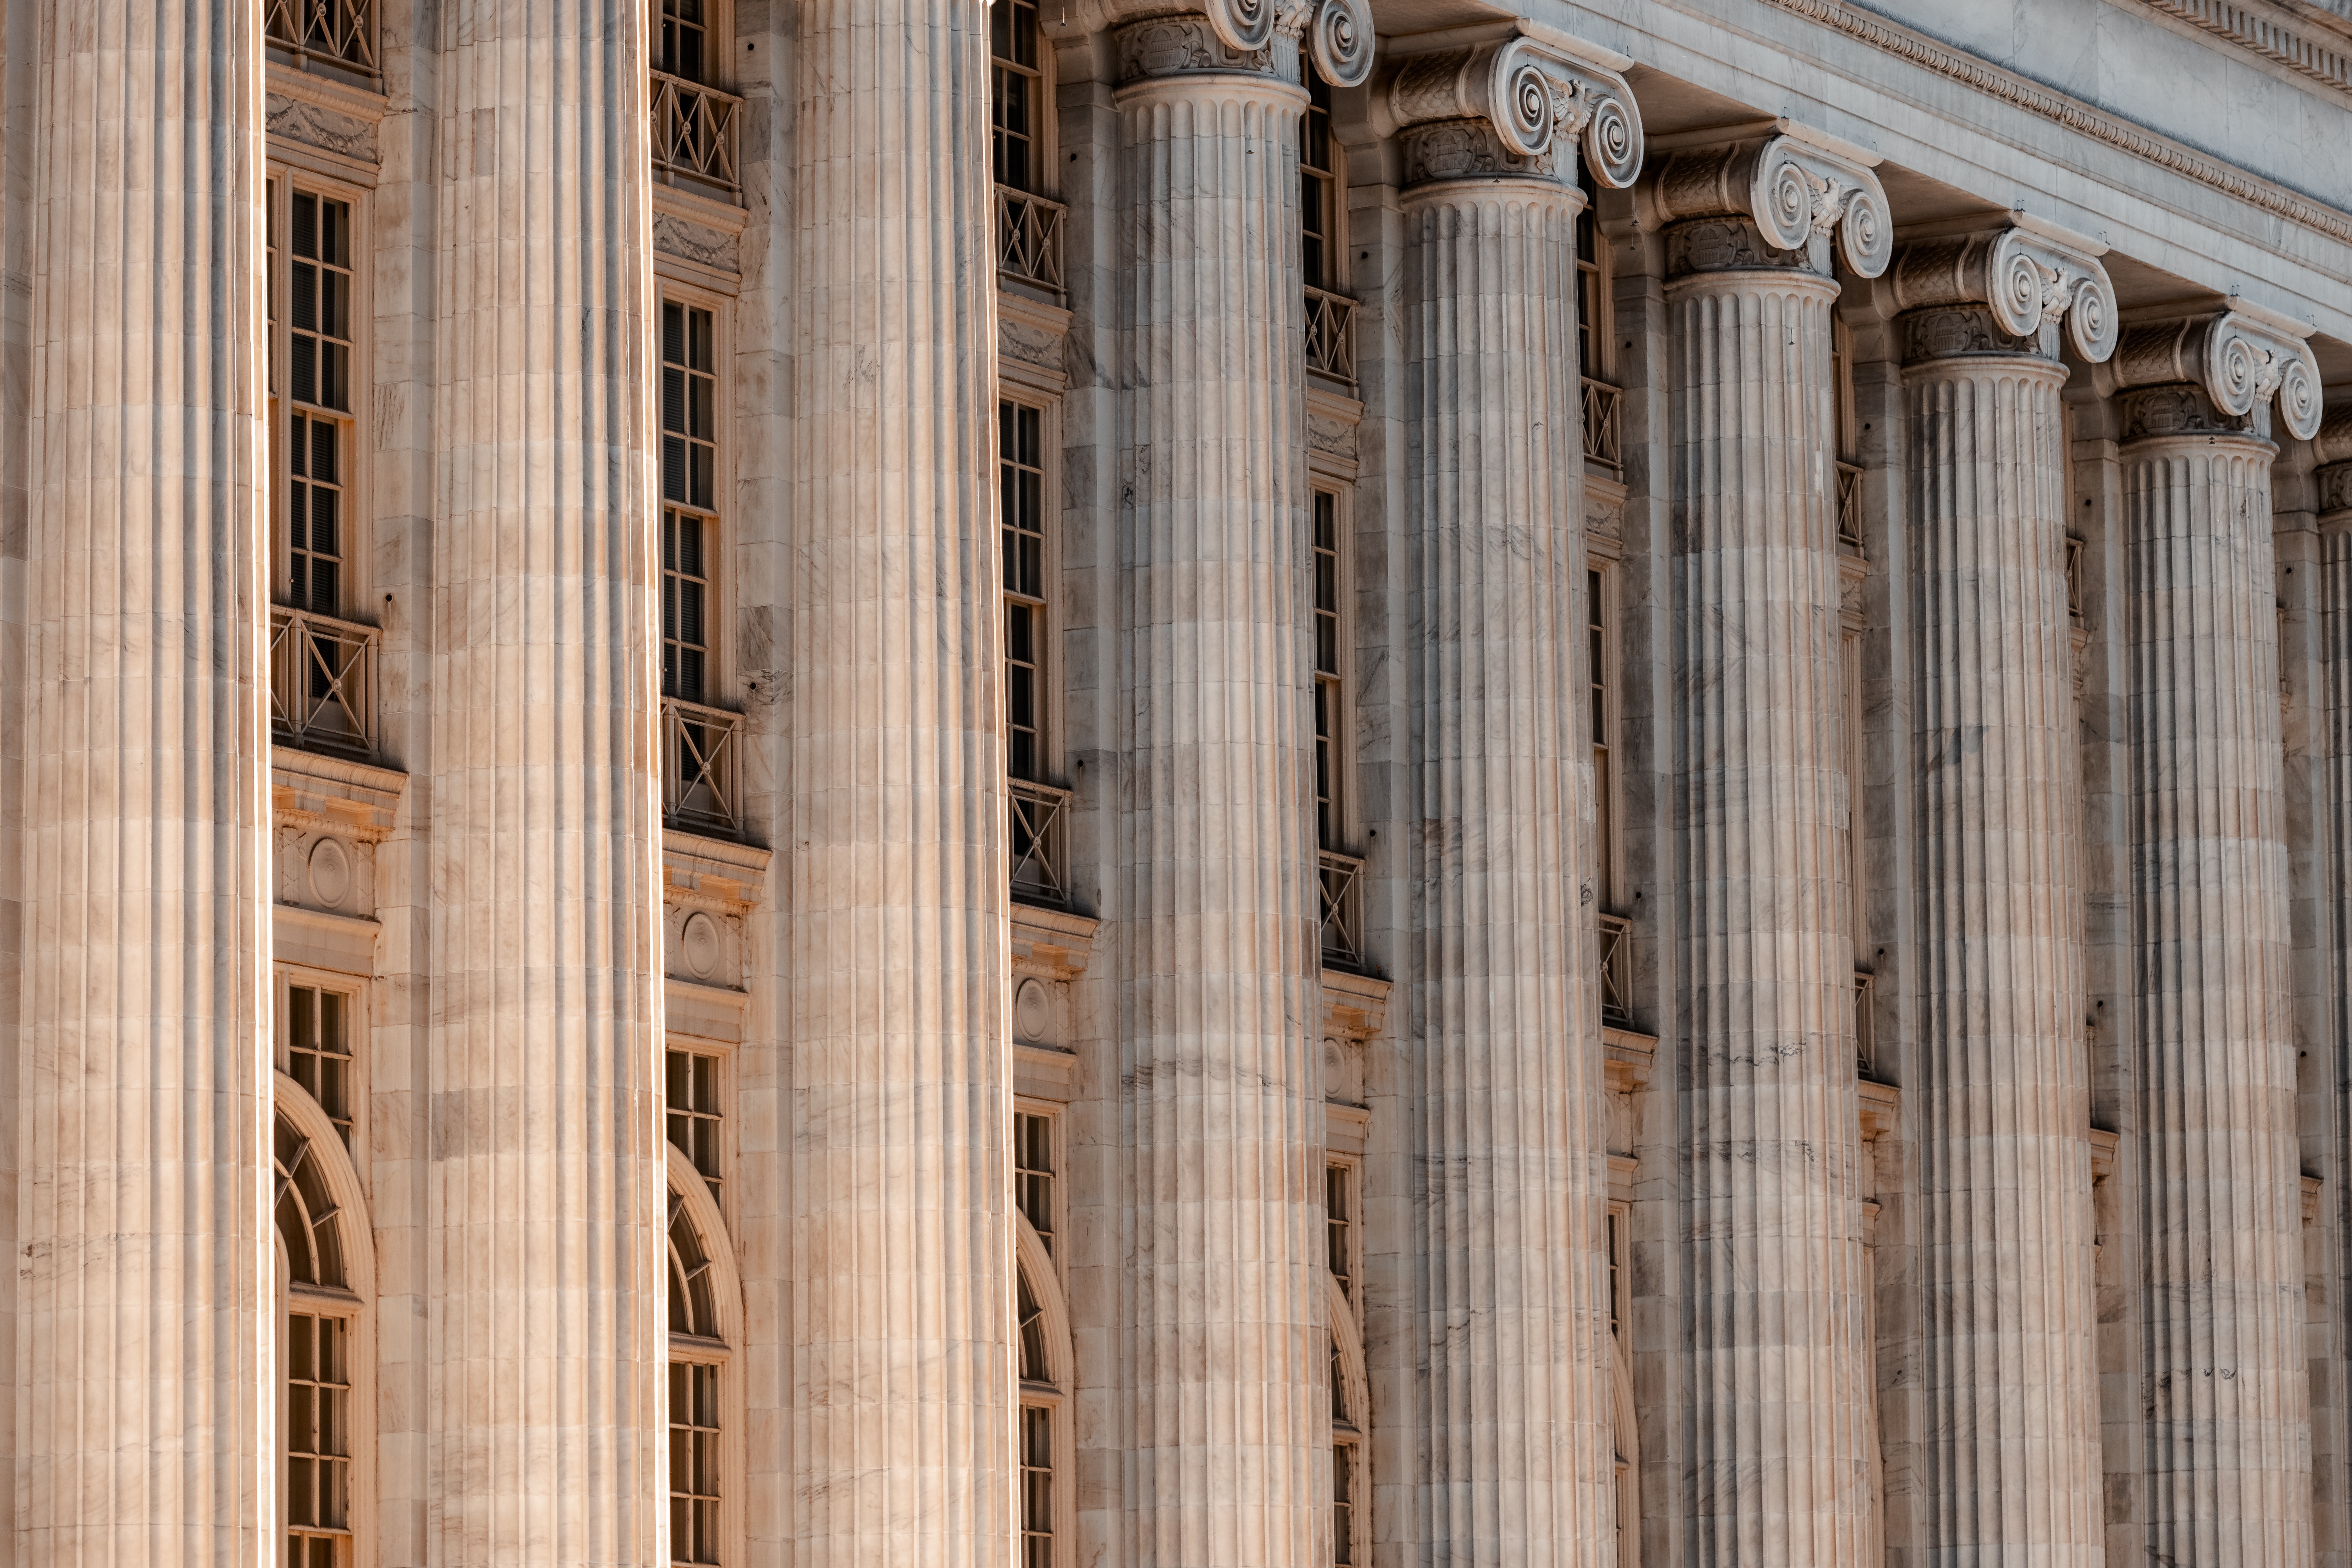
[1388,33,1642,1566]
[2110,312,2325,1567]
[785,4,1014,1566]
[428,2,666,1561]
[20,2,271,1560]
[1650,134,1892,1565]
[1886,229,2118,1561]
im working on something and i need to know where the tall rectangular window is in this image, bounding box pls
[662,300,718,704]
[1325,1163,1352,1300]
[991,0,1041,191]
[1301,66,1336,290]
[1589,568,1613,910]
[670,1360,722,1564]
[271,184,356,616]
[657,0,708,81]
[286,1311,352,1568]
[1314,491,1344,851]
[1576,162,1604,381]
[1002,401,1047,782]
[666,1047,725,1208]
[1021,1402,1054,1568]
[287,985,354,1146]
[1015,1110,1055,1255]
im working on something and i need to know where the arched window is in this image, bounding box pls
[669,1184,728,1566]
[274,1090,372,1568]
[1326,1272,1367,1568]
[1016,1218,1073,1568]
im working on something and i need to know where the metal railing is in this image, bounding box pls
[1304,285,1358,385]
[270,606,378,754]
[265,0,376,78]
[1581,378,1623,474]
[2064,534,2087,624]
[1835,461,1865,556]
[1318,849,1366,970]
[652,72,743,200]
[1598,912,1635,1028]
[1009,777,1074,907]
[995,186,1067,295]
[663,695,744,836]
[1854,969,1877,1076]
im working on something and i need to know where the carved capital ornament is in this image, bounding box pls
[1651,134,1892,278]
[1887,228,2117,363]
[1118,0,1372,85]
[1385,32,1643,189]
[2110,311,2323,442]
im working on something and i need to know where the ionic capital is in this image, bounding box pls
[1886,228,2117,364]
[1385,31,1642,190]
[1116,0,1371,86]
[2110,311,2323,442]
[1650,134,1891,279]
[2314,404,2352,519]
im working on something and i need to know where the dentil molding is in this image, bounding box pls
[1385,31,1643,190]
[2110,310,2324,440]
[1885,227,2119,363]
[1650,134,1892,278]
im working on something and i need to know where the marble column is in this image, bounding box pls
[1649,133,1891,1563]
[2110,310,2323,1566]
[1387,35,1640,1564]
[1114,5,1329,1562]
[18,4,271,1561]
[1885,228,2117,1560]
[785,4,1013,1566]
[429,4,666,1561]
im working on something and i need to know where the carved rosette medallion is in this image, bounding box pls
[1384,32,1643,191]
[1651,134,1891,279]
[2110,311,2323,443]
[1887,227,2117,365]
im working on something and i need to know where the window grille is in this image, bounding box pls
[265,0,377,79]
[288,986,354,1146]
[666,1048,725,1208]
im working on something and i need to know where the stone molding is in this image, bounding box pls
[1385,33,1642,190]
[1115,0,1368,85]
[1886,227,2118,362]
[2314,404,2352,517]
[1755,0,2352,246]
[2136,0,2352,100]
[2111,310,2324,439]
[1651,134,1891,278]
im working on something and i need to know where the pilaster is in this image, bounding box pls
[427,3,665,1560]
[1113,7,1324,1562]
[19,1,272,1559]
[2110,309,2324,1566]
[1649,130,1890,1562]
[1884,225,2116,1561]
[1385,28,1641,1564]
[784,4,1015,1566]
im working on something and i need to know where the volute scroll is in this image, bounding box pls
[1652,134,1891,278]
[1886,228,2118,362]
[2112,311,2324,441]
[1384,30,1643,187]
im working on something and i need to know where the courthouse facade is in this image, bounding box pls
[8,0,2352,1563]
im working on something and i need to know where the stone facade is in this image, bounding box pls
[3,1,2352,1566]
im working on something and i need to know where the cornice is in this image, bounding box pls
[2134,0,2352,99]
[1753,0,2352,247]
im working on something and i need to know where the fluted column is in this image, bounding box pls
[2111,313,2324,1566]
[429,5,665,1561]
[1388,35,1640,1566]
[1887,228,2118,1560]
[19,4,270,1560]
[1115,7,1325,1562]
[1651,134,1891,1563]
[785,4,1013,1566]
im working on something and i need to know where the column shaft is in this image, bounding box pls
[1669,240,1871,1563]
[1116,33,1324,1568]
[19,3,271,1560]
[1905,339,2102,1557]
[428,4,666,1560]
[2123,389,2311,1565]
[1402,174,1608,1561]
[785,4,1014,1565]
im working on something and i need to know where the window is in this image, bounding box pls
[1017,1262,1062,1568]
[662,300,718,705]
[668,1189,727,1567]
[656,0,708,82]
[666,1047,725,1208]
[1001,401,1047,783]
[270,182,356,617]
[1314,491,1344,851]
[1016,1111,1055,1257]
[1576,161,1606,382]
[1330,1332,1360,1568]
[991,0,1042,192]
[276,1112,358,1568]
[1589,568,1615,910]
[1325,1164,1352,1301]
[1301,64,1338,291]
[286,985,354,1146]
[264,0,377,79]
[1606,1205,1627,1340]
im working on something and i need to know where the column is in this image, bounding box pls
[1649,134,1891,1563]
[1886,228,2117,1559]
[1115,5,1322,1562]
[429,4,665,1561]
[19,4,270,1562]
[2111,312,2324,1566]
[2320,409,2352,1565]
[1387,35,1641,1563]
[785,4,1013,1566]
